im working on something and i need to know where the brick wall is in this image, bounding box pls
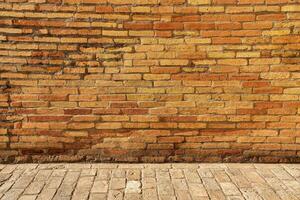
[1,0,300,163]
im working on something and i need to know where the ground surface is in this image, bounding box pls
[0,164,299,200]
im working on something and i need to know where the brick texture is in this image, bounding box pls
[0,0,300,163]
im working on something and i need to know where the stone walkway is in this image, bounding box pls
[0,164,299,200]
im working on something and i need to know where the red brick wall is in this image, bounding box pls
[1,0,300,163]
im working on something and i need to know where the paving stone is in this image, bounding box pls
[72,189,90,200]
[0,171,23,194]
[36,189,57,200]
[24,181,45,195]
[16,164,38,170]
[156,169,170,180]
[284,167,300,178]
[0,164,6,171]
[212,170,231,183]
[45,176,64,189]
[110,178,126,190]
[0,164,298,200]
[283,180,300,195]
[184,169,202,183]
[189,183,208,197]
[157,183,174,196]
[207,190,226,200]
[54,171,80,198]
[124,193,142,200]
[170,169,184,179]
[276,190,299,200]
[55,185,75,197]
[271,168,294,180]
[142,177,156,189]
[254,183,281,200]
[126,169,141,181]
[159,196,176,200]
[112,169,126,178]
[65,164,91,169]
[125,180,141,193]
[1,188,23,200]
[89,193,106,200]
[175,190,192,200]
[0,173,12,183]
[229,174,252,188]
[142,169,155,178]
[51,169,67,177]
[18,195,37,200]
[142,188,158,200]
[240,188,263,200]
[95,169,111,180]
[144,164,171,169]
[81,169,97,177]
[76,176,94,189]
[172,179,188,190]
[91,164,117,169]
[197,168,213,178]
[12,175,35,189]
[53,197,71,200]
[202,178,222,190]
[242,170,266,184]
[107,190,123,200]
[72,176,94,200]
[200,164,227,169]
[34,170,52,181]
[227,196,245,200]
[1,165,17,174]
[219,182,241,196]
[91,180,108,193]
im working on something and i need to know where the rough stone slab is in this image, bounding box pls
[0,164,298,200]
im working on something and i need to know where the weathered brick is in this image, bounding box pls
[184,22,215,30]
[258,14,286,21]
[198,6,225,13]
[68,123,94,129]
[95,5,114,13]
[243,21,273,29]
[154,22,183,30]
[260,72,290,79]
[96,123,122,129]
[158,136,184,143]
[1,0,298,163]
[213,0,237,4]
[212,37,241,44]
[282,5,300,12]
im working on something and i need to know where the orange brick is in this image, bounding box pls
[184,22,215,30]
[212,37,241,44]
[1,0,299,163]
[158,136,184,143]
[124,22,153,30]
[95,5,113,13]
[213,0,237,4]
[96,123,122,129]
[153,22,183,30]
[257,14,286,21]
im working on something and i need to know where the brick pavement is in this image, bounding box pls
[0,163,299,200]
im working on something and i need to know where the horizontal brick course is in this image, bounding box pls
[0,0,300,163]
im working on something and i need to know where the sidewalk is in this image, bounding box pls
[0,163,299,200]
